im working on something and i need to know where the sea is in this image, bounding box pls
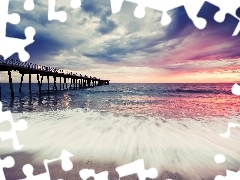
[1,83,240,179]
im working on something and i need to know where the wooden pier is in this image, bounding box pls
[0,56,110,99]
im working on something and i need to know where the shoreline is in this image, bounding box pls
[1,110,240,179]
[1,152,229,180]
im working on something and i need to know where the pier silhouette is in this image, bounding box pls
[0,56,110,99]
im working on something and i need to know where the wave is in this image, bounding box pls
[89,88,232,96]
[1,109,240,179]
[87,86,232,95]
[174,89,228,94]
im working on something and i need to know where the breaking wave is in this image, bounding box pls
[1,108,240,179]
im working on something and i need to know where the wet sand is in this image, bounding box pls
[1,152,226,180]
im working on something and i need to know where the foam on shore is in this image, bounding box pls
[1,108,240,179]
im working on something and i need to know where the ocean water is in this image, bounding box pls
[1,83,240,179]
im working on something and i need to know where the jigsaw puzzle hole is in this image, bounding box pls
[236,7,240,18]
[149,168,158,178]
[1,156,15,168]
[22,164,34,175]
[24,0,35,11]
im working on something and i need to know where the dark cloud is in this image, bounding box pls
[81,0,102,15]
[81,0,111,17]
[83,6,195,62]
[25,32,67,62]
[6,23,25,39]
[8,0,49,26]
[97,19,117,34]
[163,6,197,40]
[4,0,240,74]
[81,0,117,34]
[6,18,71,64]
[19,10,49,27]
[81,5,197,63]
[99,9,112,21]
[197,1,240,37]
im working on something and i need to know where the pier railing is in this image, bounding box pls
[0,56,91,78]
[0,56,110,98]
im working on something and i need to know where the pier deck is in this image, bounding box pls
[0,56,110,99]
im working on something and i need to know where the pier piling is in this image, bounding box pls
[47,75,50,92]
[0,56,110,98]
[19,73,24,92]
[60,77,62,90]
[0,78,1,99]
[8,70,14,99]
[37,74,41,94]
[53,76,57,91]
[29,74,32,93]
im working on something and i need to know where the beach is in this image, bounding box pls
[1,83,240,179]
[2,152,224,180]
[1,0,240,178]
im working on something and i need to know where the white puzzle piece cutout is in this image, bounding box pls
[0,156,15,180]
[215,170,240,180]
[24,0,35,11]
[116,159,158,180]
[48,0,81,22]
[79,169,109,180]
[71,0,81,9]
[48,0,67,22]
[21,149,73,180]
[214,103,240,180]
[0,0,35,62]
[214,154,226,164]
[231,83,240,96]
[220,122,240,138]
[0,102,28,150]
[110,0,240,35]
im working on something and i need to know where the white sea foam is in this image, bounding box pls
[1,109,240,179]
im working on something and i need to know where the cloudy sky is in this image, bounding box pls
[2,0,240,83]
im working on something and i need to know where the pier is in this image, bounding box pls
[0,56,110,99]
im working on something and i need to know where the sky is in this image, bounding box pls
[1,0,240,83]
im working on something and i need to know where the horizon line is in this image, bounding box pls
[0,82,237,84]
